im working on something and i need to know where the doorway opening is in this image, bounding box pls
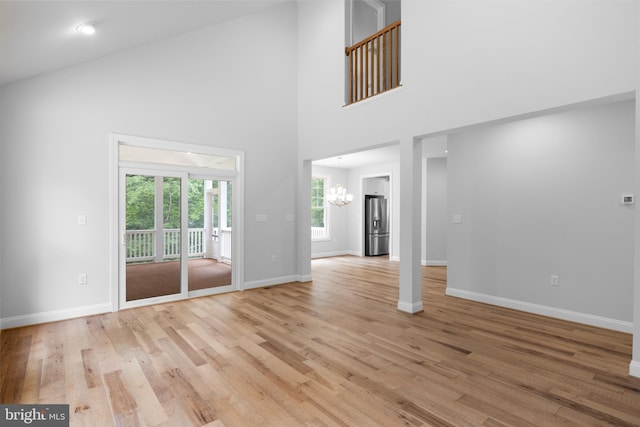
[363,175,390,256]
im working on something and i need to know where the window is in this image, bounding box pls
[311,176,329,240]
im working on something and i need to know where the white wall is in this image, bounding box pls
[0,3,299,325]
[0,86,3,323]
[311,165,350,258]
[425,158,447,265]
[632,3,640,376]
[298,0,638,162]
[447,100,635,328]
[383,0,401,25]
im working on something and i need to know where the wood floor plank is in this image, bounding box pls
[2,257,640,426]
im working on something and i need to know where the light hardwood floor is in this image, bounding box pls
[2,255,640,426]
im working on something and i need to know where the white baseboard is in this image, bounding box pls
[311,250,351,259]
[630,360,640,378]
[446,287,633,333]
[0,303,112,330]
[422,260,447,266]
[397,300,424,314]
[297,274,312,283]
[243,275,300,290]
[390,255,400,262]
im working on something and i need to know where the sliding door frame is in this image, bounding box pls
[110,133,245,311]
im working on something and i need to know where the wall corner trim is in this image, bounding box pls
[630,360,640,378]
[446,287,634,333]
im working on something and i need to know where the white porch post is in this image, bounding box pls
[204,181,213,258]
[154,176,164,263]
[220,182,228,230]
[398,137,423,313]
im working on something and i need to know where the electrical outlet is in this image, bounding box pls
[550,275,559,286]
[271,255,277,263]
[79,273,87,285]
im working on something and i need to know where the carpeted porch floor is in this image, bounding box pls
[126,257,231,301]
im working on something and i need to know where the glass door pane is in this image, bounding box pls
[187,179,232,294]
[124,173,184,302]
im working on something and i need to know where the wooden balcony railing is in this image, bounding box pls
[345,19,401,105]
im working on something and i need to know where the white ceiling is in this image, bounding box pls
[0,0,288,86]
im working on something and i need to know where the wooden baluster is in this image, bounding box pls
[383,31,388,91]
[377,35,381,95]
[362,42,369,99]
[388,29,392,90]
[353,48,357,102]
[359,45,363,101]
[349,50,354,104]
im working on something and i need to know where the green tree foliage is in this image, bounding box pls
[126,175,231,231]
[226,181,233,227]
[188,179,205,228]
[126,175,155,230]
[163,177,181,228]
[311,177,325,227]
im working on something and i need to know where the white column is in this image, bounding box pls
[297,160,312,282]
[398,137,423,313]
[154,176,163,263]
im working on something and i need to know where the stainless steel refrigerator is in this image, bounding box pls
[365,195,389,256]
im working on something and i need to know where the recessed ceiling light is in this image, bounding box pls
[76,23,96,35]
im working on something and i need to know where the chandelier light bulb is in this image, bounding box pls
[326,184,353,207]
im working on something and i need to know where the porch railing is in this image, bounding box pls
[220,228,232,263]
[311,227,327,240]
[345,19,401,104]
[126,228,206,262]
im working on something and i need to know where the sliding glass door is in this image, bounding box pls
[187,178,233,296]
[119,169,236,307]
[120,169,188,306]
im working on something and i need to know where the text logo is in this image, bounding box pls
[1,405,69,426]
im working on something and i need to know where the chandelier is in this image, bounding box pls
[326,184,353,207]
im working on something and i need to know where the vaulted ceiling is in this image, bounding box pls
[0,1,288,86]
